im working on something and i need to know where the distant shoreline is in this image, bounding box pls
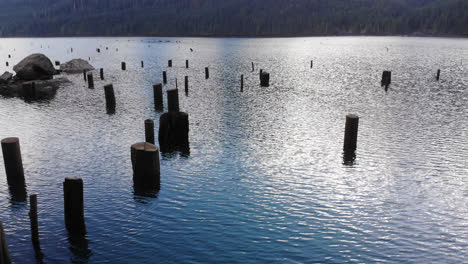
[0,33,467,39]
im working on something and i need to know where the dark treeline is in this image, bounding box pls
[0,0,467,37]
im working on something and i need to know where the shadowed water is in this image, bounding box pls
[0,36,467,263]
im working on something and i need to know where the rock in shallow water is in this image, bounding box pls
[60,59,94,73]
[13,53,56,81]
[0,71,13,84]
[0,78,69,99]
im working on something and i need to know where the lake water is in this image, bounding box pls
[0,36,467,263]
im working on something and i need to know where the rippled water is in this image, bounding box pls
[0,36,467,263]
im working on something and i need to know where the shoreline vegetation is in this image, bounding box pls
[0,0,467,38]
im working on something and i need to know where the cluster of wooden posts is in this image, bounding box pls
[0,52,444,261]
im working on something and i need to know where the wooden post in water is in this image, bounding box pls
[104,84,116,113]
[130,142,160,192]
[153,83,163,111]
[100,68,104,80]
[175,78,178,89]
[205,67,209,79]
[184,76,188,95]
[167,89,180,112]
[436,69,441,81]
[381,71,391,87]
[141,61,144,68]
[6,62,8,67]
[163,71,167,84]
[97,48,100,53]
[251,62,254,72]
[29,194,40,249]
[145,119,155,145]
[0,221,12,264]
[83,70,87,81]
[168,60,172,67]
[121,62,126,71]
[63,177,86,235]
[186,60,189,68]
[260,71,270,87]
[1,137,25,188]
[8,54,10,58]
[311,60,313,68]
[343,114,359,152]
[159,89,189,153]
[87,73,94,89]
[241,74,244,92]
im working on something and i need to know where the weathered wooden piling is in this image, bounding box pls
[205,67,209,79]
[130,142,160,191]
[163,71,167,84]
[5,62,8,67]
[104,84,116,112]
[100,68,104,80]
[159,89,189,152]
[251,62,254,72]
[168,60,172,67]
[436,69,441,81]
[381,71,391,87]
[311,60,313,68]
[260,71,270,87]
[55,61,60,66]
[145,119,155,145]
[343,114,359,151]
[63,177,86,234]
[87,73,94,89]
[29,194,40,249]
[184,76,189,94]
[22,82,36,98]
[152,83,163,111]
[83,70,87,81]
[8,54,11,58]
[167,88,180,112]
[121,62,126,71]
[0,221,12,264]
[1,137,25,189]
[241,74,244,92]
[97,48,100,53]
[186,60,189,68]
[141,61,144,68]
[175,78,178,89]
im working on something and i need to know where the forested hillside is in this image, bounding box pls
[0,0,467,37]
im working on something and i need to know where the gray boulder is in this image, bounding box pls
[0,71,13,84]
[13,54,56,81]
[60,59,94,73]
